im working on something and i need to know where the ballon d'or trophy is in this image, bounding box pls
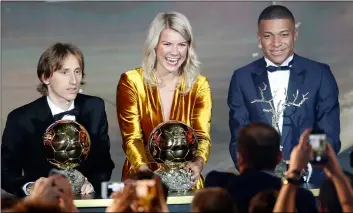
[43,120,91,195]
[148,121,198,193]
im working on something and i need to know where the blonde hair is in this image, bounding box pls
[141,11,200,94]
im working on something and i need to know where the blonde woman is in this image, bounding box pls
[116,11,212,189]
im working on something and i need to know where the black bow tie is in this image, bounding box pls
[53,108,80,121]
[267,60,293,73]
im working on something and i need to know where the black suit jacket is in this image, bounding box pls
[1,94,115,196]
[205,169,317,213]
[228,54,340,165]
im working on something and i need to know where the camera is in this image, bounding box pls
[101,182,125,199]
[309,129,328,164]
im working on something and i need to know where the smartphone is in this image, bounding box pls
[101,182,125,199]
[49,168,70,180]
[309,129,328,164]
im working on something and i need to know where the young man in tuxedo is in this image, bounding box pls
[1,43,115,197]
[205,123,317,213]
[228,5,340,185]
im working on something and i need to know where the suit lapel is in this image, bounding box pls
[72,94,89,173]
[74,94,88,126]
[251,58,273,125]
[35,96,55,131]
[281,54,307,147]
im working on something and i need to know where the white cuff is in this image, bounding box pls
[22,182,35,195]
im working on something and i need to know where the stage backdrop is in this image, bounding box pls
[1,1,353,183]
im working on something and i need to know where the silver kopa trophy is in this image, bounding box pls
[148,121,198,193]
[251,82,309,179]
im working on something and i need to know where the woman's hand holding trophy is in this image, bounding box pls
[148,121,200,193]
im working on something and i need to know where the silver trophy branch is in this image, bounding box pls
[251,82,309,149]
[251,82,310,180]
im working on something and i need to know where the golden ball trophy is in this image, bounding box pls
[148,121,198,193]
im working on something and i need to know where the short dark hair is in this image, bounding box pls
[36,42,85,95]
[258,5,295,26]
[6,199,63,212]
[238,123,281,170]
[192,187,238,213]
[319,171,353,212]
[249,189,279,213]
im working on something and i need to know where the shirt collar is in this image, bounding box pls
[264,54,294,67]
[46,96,75,116]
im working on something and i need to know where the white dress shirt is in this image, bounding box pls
[265,55,293,134]
[47,96,76,121]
